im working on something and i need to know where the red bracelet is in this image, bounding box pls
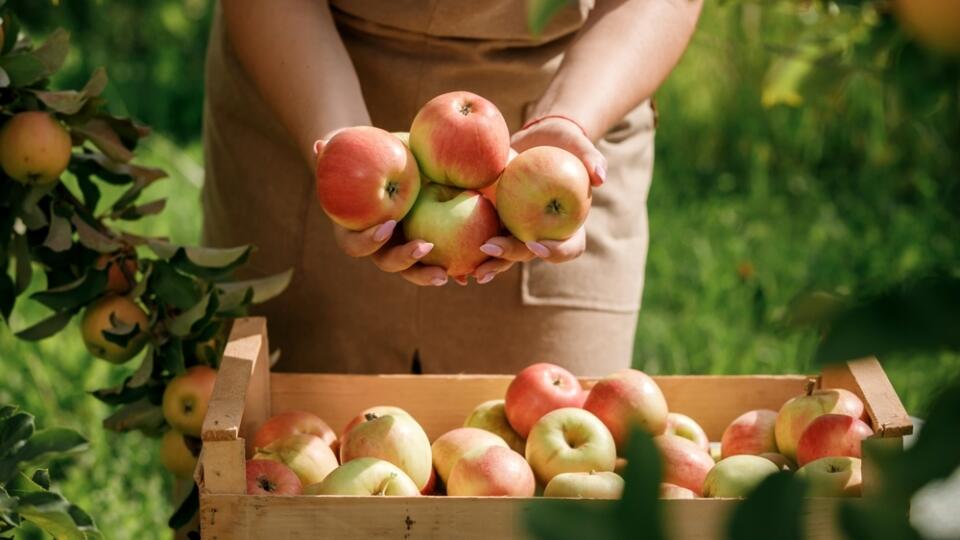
[520,114,590,139]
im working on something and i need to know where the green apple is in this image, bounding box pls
[525,408,616,485]
[464,399,526,455]
[702,455,779,498]
[543,471,624,499]
[339,406,432,491]
[796,456,862,497]
[306,457,420,496]
[253,433,339,486]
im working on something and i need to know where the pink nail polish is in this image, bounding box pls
[374,220,397,242]
[480,243,504,257]
[595,163,606,185]
[431,276,447,286]
[526,241,550,258]
[478,272,495,284]
[412,243,434,259]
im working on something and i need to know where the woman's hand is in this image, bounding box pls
[333,220,450,287]
[510,116,607,186]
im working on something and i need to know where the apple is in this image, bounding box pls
[775,385,865,461]
[408,91,509,189]
[759,452,795,472]
[161,365,218,437]
[447,445,535,497]
[431,427,508,485]
[477,148,518,206]
[253,433,339,486]
[314,126,421,231]
[660,482,696,499]
[720,409,779,459]
[95,253,138,294]
[80,295,150,364]
[543,471,624,499]
[401,183,500,277]
[463,399,526,455]
[339,406,432,491]
[306,457,420,496]
[655,434,715,496]
[795,414,873,467]
[252,411,337,452]
[665,412,710,454]
[525,407,617,485]
[495,146,592,242]
[614,457,629,476]
[702,455,779,498]
[583,368,669,451]
[505,363,584,438]
[159,430,198,479]
[340,406,413,440]
[893,0,960,56]
[0,111,72,185]
[392,131,410,146]
[421,467,438,495]
[796,456,862,497]
[246,459,302,495]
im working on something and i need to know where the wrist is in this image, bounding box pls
[520,114,590,140]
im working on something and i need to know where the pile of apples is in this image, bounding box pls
[244,364,875,500]
[315,91,592,278]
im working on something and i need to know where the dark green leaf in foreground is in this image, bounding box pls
[729,472,806,540]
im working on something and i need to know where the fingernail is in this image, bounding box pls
[478,272,495,284]
[431,276,447,286]
[594,163,606,185]
[412,243,434,259]
[480,243,504,257]
[526,241,550,258]
[374,220,397,242]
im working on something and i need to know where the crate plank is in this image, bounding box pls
[822,358,913,437]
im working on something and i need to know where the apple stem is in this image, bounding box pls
[364,412,380,422]
[805,379,816,396]
[313,139,326,158]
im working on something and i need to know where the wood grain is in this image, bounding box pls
[822,357,913,437]
[199,440,246,495]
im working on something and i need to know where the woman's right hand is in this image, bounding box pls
[333,221,450,287]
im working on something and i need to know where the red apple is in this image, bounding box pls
[431,427,508,485]
[252,433,339,486]
[655,434,715,496]
[477,148,518,206]
[421,467,438,495]
[447,446,535,497]
[505,363,584,438]
[795,414,873,467]
[252,411,337,452]
[409,91,510,189]
[796,456,862,497]
[495,146,592,242]
[339,406,433,491]
[665,413,710,454]
[246,459,302,495]
[525,408,617,485]
[543,471,624,499]
[95,253,138,294]
[775,385,865,461]
[721,409,779,459]
[161,365,218,437]
[315,126,421,231]
[583,369,669,452]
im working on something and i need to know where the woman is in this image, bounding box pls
[202,0,702,375]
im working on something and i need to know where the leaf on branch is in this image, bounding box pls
[0,65,10,88]
[113,198,166,221]
[0,52,46,87]
[70,214,121,253]
[728,472,806,540]
[128,347,155,388]
[69,152,166,186]
[0,271,15,322]
[148,240,253,280]
[102,398,165,434]
[89,377,151,406]
[13,428,88,465]
[101,311,145,348]
[32,68,108,115]
[13,310,75,341]
[168,292,218,337]
[30,267,107,312]
[217,269,292,308]
[31,469,50,491]
[72,118,134,163]
[30,28,69,75]
[74,171,101,213]
[168,483,198,530]
[615,427,664,539]
[16,490,91,540]
[0,411,34,461]
[12,234,30,294]
[148,261,201,310]
[42,209,72,253]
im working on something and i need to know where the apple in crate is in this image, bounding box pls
[253,433,339,486]
[447,446,535,497]
[431,427,508,485]
[505,363,584,438]
[543,471,624,499]
[162,365,218,437]
[409,91,510,189]
[525,408,617,485]
[759,452,795,472]
[665,412,710,453]
[246,459,302,496]
[660,482,696,499]
[315,126,421,231]
[795,414,873,467]
[464,399,526,455]
[720,409,779,459]
[775,386,865,461]
[306,457,420,496]
[655,434,715,496]
[583,368,669,451]
[496,146,592,242]
[702,455,779,498]
[796,456,862,497]
[253,411,337,452]
[339,406,432,491]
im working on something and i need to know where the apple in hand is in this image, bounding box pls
[339,406,432,491]
[655,434,715,496]
[431,427,508,485]
[246,459,302,495]
[543,471,624,499]
[447,446,535,497]
[795,414,873,467]
[464,399,526,455]
[505,363,584,438]
[525,408,617,485]
[162,365,218,437]
[702,455,779,498]
[315,126,421,231]
[409,91,510,189]
[159,430,198,479]
[307,457,420,496]
[477,148,518,206]
[759,452,795,472]
[665,413,710,454]
[401,183,500,277]
[775,385,865,461]
[253,411,337,452]
[253,433,339,486]
[721,409,779,459]
[660,482,696,499]
[796,456,862,497]
[495,146,592,242]
[0,111,72,185]
[583,369,669,451]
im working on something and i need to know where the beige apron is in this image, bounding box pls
[201,0,655,376]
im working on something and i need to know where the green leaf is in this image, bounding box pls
[100,311,146,348]
[0,270,15,322]
[159,338,186,376]
[524,500,618,540]
[31,469,50,491]
[13,310,74,341]
[0,52,46,86]
[615,427,663,539]
[168,483,198,530]
[90,377,150,406]
[74,172,100,213]
[102,398,165,434]
[17,491,86,540]
[12,234,30,295]
[31,28,69,75]
[526,0,572,37]
[30,268,108,312]
[128,348,155,388]
[113,198,166,221]
[0,65,9,88]
[42,210,72,253]
[761,55,814,108]
[168,292,218,337]
[71,119,133,163]
[0,412,34,461]
[148,261,201,310]
[69,215,120,253]
[31,67,107,115]
[68,152,165,186]
[149,241,250,269]
[728,472,806,540]
[14,428,87,464]
[217,269,292,307]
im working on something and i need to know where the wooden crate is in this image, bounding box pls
[196,318,913,540]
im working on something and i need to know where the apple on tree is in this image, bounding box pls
[0,111,72,185]
[543,471,624,499]
[159,429,198,479]
[339,406,433,491]
[583,368,669,452]
[463,399,526,455]
[80,295,150,364]
[431,427,508,486]
[525,407,617,485]
[162,365,218,437]
[447,446,535,497]
[795,413,873,467]
[95,253,138,295]
[306,457,420,496]
[253,433,339,486]
[720,409,779,459]
[775,384,864,461]
[246,459,303,496]
[505,363,584,438]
